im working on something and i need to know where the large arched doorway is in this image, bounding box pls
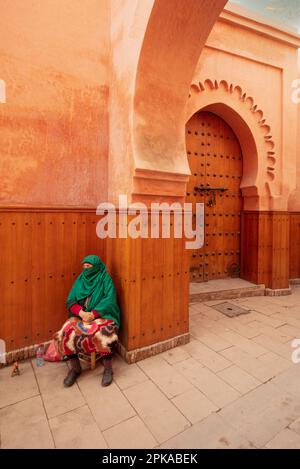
[186,110,243,282]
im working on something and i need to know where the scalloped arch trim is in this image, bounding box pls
[188,79,276,182]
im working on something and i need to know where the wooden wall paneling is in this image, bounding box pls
[18,212,32,349]
[106,217,129,348]
[31,212,47,345]
[290,214,300,279]
[251,213,260,284]
[241,212,258,284]
[106,210,190,353]
[241,211,290,289]
[255,213,267,283]
[129,230,142,350]
[51,212,76,335]
[162,217,175,343]
[294,215,299,278]
[44,212,66,339]
[0,212,33,350]
[178,235,189,336]
[271,213,289,289]
[240,212,247,279]
[289,215,296,278]
[266,213,273,286]
[273,214,279,288]
[11,213,31,349]
[272,214,280,289]
[86,213,106,264]
[18,213,33,349]
[283,213,290,286]
[140,234,155,348]
[1,209,107,352]
[257,213,270,287]
[172,225,182,339]
[120,233,131,349]
[44,212,71,343]
[152,231,165,344]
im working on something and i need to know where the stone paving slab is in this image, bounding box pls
[220,347,269,382]
[49,405,108,449]
[32,360,86,419]
[0,396,54,449]
[182,340,232,373]
[265,428,300,449]
[289,416,300,434]
[160,413,256,449]
[252,334,293,360]
[0,360,39,409]
[219,381,300,448]
[78,375,136,431]
[269,364,300,399]
[191,329,232,352]
[123,380,191,444]
[113,355,149,390]
[217,365,261,395]
[160,346,190,365]
[103,416,158,449]
[174,358,241,408]
[138,355,195,398]
[171,387,218,424]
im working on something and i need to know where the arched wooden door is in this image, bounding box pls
[186,111,243,282]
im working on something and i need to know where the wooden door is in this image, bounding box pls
[186,111,243,282]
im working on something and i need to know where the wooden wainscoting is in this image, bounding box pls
[290,213,300,279]
[106,212,190,354]
[0,207,106,352]
[240,211,260,284]
[241,211,290,290]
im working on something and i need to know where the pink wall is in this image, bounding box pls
[0,0,110,207]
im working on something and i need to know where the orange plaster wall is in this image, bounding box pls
[108,0,155,204]
[1,1,299,211]
[0,0,110,207]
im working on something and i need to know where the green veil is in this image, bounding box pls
[66,254,120,328]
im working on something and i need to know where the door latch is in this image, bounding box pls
[194,186,228,207]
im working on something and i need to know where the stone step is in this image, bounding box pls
[189,280,265,303]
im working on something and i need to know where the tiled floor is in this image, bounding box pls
[1,286,300,449]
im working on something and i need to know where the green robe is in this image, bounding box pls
[66,255,120,328]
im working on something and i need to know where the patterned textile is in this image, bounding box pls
[54,317,118,357]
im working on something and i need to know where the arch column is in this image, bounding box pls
[107,0,228,362]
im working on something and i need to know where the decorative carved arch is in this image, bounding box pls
[186,79,277,210]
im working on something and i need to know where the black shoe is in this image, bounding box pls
[101,365,113,387]
[63,357,81,387]
[63,368,81,387]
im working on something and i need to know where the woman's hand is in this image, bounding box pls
[79,310,94,322]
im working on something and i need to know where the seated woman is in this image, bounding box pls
[54,254,120,388]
